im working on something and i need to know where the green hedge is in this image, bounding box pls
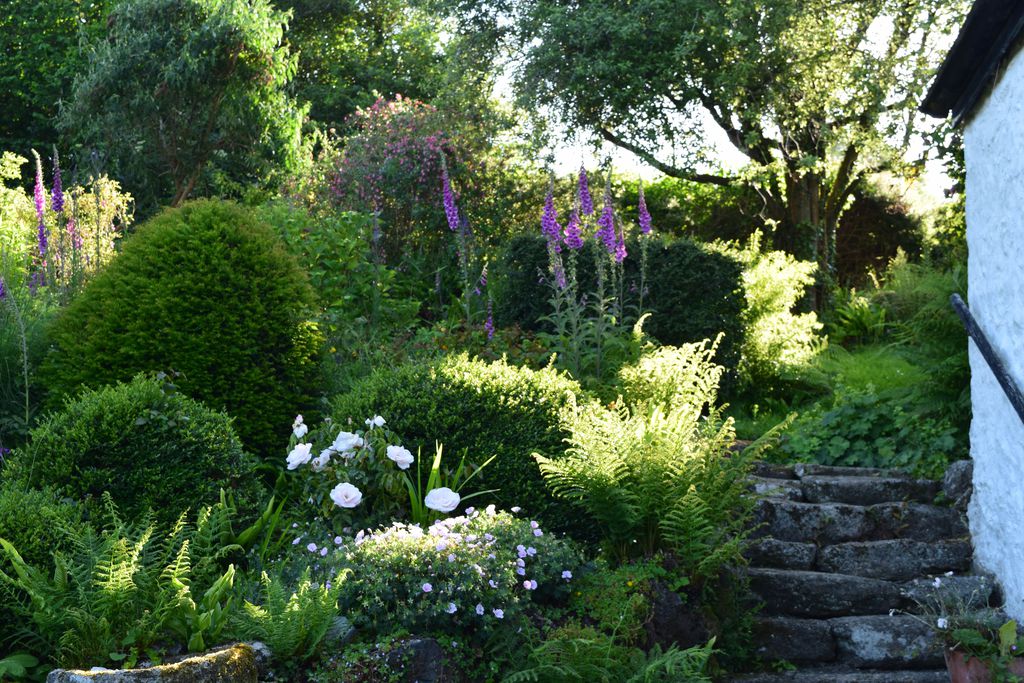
[40,199,321,455]
[493,235,745,377]
[3,375,260,524]
[330,355,586,536]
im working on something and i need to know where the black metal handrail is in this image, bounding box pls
[951,293,1024,425]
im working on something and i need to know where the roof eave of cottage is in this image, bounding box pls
[921,0,1024,124]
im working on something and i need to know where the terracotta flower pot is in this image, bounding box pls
[945,648,1024,682]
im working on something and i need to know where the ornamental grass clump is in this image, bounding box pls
[336,508,579,639]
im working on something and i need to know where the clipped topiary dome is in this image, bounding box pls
[3,374,259,524]
[41,199,321,455]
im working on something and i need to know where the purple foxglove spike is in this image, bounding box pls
[578,166,594,216]
[563,209,584,250]
[0,276,6,301]
[484,300,495,340]
[614,223,627,263]
[596,183,617,254]
[51,148,64,214]
[638,184,652,235]
[32,150,45,221]
[540,189,561,252]
[442,165,459,232]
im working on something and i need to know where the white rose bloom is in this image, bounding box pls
[332,431,364,453]
[424,487,461,513]
[293,423,309,439]
[387,445,415,470]
[330,482,363,508]
[310,449,332,472]
[365,415,386,427]
[286,443,313,470]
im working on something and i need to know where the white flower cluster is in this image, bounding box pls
[284,414,461,512]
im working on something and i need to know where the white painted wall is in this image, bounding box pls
[965,50,1024,620]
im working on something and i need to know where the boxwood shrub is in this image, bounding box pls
[2,374,260,524]
[40,199,321,455]
[329,355,586,536]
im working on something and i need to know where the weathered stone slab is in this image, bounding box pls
[900,574,995,609]
[746,568,901,618]
[869,502,968,542]
[943,460,973,511]
[384,638,445,683]
[46,642,267,683]
[801,476,939,506]
[752,462,798,479]
[751,499,873,544]
[817,539,972,581]
[745,539,817,570]
[829,615,943,669]
[752,617,836,662]
[794,464,911,479]
[749,476,805,501]
[730,668,949,682]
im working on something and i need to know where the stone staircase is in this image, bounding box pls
[733,461,992,683]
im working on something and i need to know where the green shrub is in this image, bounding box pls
[726,232,821,389]
[778,385,961,479]
[329,355,582,533]
[3,375,260,524]
[0,484,81,570]
[40,199,321,454]
[493,233,823,396]
[336,510,579,639]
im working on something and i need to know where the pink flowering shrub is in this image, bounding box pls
[327,96,461,261]
[334,508,579,638]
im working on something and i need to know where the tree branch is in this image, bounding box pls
[598,127,736,186]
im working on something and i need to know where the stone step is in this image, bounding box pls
[800,475,940,505]
[830,615,943,669]
[752,499,967,545]
[753,615,944,669]
[753,617,836,663]
[731,668,949,683]
[749,476,805,501]
[745,539,817,570]
[817,539,972,581]
[794,463,915,480]
[747,568,903,618]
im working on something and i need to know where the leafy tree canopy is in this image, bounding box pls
[0,0,113,169]
[58,0,306,215]
[431,0,968,302]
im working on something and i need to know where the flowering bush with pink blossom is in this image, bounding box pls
[334,508,579,639]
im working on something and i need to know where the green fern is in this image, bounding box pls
[537,343,755,580]
[230,568,347,662]
[0,493,244,669]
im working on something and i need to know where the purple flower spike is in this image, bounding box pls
[38,220,48,257]
[32,150,46,221]
[614,224,627,263]
[0,276,6,301]
[638,184,652,235]
[540,189,561,252]
[442,165,459,232]
[578,166,594,216]
[563,209,584,250]
[484,300,495,340]
[596,183,616,253]
[51,149,64,214]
